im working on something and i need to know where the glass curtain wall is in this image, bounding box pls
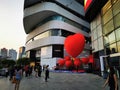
[102,0,120,54]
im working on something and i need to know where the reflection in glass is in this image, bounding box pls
[117,41,120,52]
[102,0,112,15]
[50,29,61,36]
[98,37,104,50]
[97,24,102,38]
[108,31,116,44]
[103,8,113,25]
[110,43,117,54]
[93,29,97,40]
[104,36,109,45]
[114,13,120,28]
[113,0,120,16]
[103,19,114,35]
[34,31,50,40]
[115,27,120,41]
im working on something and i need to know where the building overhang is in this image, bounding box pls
[24,2,89,34]
[23,11,56,34]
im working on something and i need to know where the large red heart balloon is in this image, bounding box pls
[64,33,85,57]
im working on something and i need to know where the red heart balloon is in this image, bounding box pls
[65,60,73,68]
[89,55,94,63]
[64,56,71,61]
[74,58,82,67]
[58,59,65,67]
[64,33,85,57]
[81,57,89,64]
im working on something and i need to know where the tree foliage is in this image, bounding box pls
[1,59,16,66]
[16,58,30,65]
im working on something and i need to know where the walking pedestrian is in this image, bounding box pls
[35,65,38,78]
[9,66,15,80]
[38,65,42,77]
[45,65,49,82]
[14,66,22,90]
[103,66,119,90]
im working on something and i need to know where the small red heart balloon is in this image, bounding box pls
[64,56,71,61]
[74,58,82,67]
[81,57,89,64]
[65,60,73,68]
[64,33,85,57]
[58,59,65,66]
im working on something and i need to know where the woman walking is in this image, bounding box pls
[14,66,22,90]
[103,66,118,90]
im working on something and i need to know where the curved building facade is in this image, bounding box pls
[23,0,91,69]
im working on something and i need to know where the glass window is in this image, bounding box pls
[91,31,94,41]
[105,45,111,55]
[90,22,94,30]
[102,0,112,15]
[97,24,102,38]
[115,27,120,41]
[93,29,97,40]
[102,8,113,24]
[98,37,104,50]
[52,45,63,58]
[94,40,98,52]
[114,13,120,28]
[110,43,117,53]
[109,56,119,67]
[103,19,114,35]
[26,51,30,58]
[26,39,32,44]
[117,41,120,52]
[41,46,52,58]
[92,41,94,51]
[92,19,96,29]
[111,0,119,4]
[108,31,116,44]
[96,14,102,26]
[61,30,74,37]
[34,31,50,40]
[104,36,109,45]
[113,0,120,16]
[50,29,61,36]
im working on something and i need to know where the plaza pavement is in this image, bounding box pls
[0,71,119,90]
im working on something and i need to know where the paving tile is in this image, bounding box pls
[0,72,119,90]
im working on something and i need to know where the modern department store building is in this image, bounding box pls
[23,0,120,75]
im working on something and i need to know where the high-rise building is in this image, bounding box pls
[23,0,91,69]
[18,46,26,58]
[1,48,8,58]
[8,49,17,60]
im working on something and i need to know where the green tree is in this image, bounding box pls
[1,59,16,66]
[16,58,30,66]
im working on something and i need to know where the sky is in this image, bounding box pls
[0,0,27,52]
